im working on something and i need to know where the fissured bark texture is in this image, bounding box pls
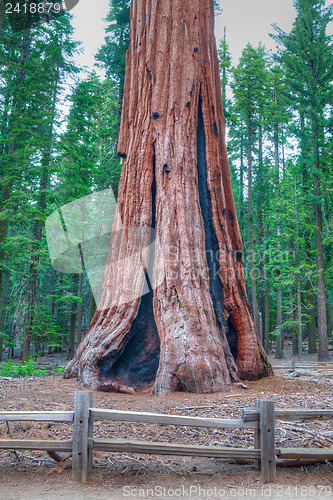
[64,0,273,395]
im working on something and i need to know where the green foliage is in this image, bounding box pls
[58,73,122,200]
[0,358,65,376]
[0,10,82,359]
[271,0,333,114]
[221,0,333,354]
[51,365,65,376]
[95,0,130,98]
[214,0,223,16]
[218,36,232,116]
[29,306,65,352]
[232,43,272,121]
[0,359,47,377]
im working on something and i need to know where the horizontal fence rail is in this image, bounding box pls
[0,411,74,422]
[0,440,73,451]
[276,448,333,460]
[90,438,261,460]
[272,360,333,371]
[273,365,333,370]
[0,391,332,484]
[90,408,259,429]
[242,408,333,422]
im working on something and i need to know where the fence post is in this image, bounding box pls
[87,391,94,473]
[72,391,92,483]
[260,400,276,484]
[254,399,261,471]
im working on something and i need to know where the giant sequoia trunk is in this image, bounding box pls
[64,0,272,395]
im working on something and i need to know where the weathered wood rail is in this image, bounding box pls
[0,410,74,453]
[0,391,332,484]
[242,408,333,422]
[272,360,333,371]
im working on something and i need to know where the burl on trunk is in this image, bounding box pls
[64,0,273,395]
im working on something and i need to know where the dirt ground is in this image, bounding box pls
[0,353,332,499]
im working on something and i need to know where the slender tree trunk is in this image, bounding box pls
[295,187,303,361]
[22,217,42,359]
[0,91,11,321]
[89,291,96,323]
[299,111,317,354]
[324,192,332,341]
[309,67,328,359]
[288,238,298,357]
[0,263,10,362]
[0,11,33,317]
[289,287,298,356]
[275,266,283,356]
[239,119,245,234]
[264,264,270,352]
[22,253,40,360]
[257,122,265,346]
[67,273,79,360]
[221,26,227,116]
[76,273,84,345]
[0,0,5,35]
[0,184,10,293]
[48,271,56,354]
[247,115,259,332]
[281,127,285,175]
[312,112,329,361]
[323,190,329,238]
[22,82,58,360]
[0,85,10,160]
[274,95,283,359]
[65,0,272,394]
[264,197,270,352]
[306,281,317,353]
[314,172,329,361]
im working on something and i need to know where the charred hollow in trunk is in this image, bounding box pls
[98,158,160,390]
[98,286,160,389]
[197,95,237,360]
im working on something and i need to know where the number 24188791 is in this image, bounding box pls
[5,2,62,14]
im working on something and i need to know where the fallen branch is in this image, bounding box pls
[176,405,219,411]
[282,425,333,446]
[235,457,332,467]
[122,455,147,467]
[6,422,20,461]
[47,451,63,463]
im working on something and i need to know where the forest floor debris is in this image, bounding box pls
[0,356,332,498]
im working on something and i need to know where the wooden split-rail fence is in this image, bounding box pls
[0,391,332,484]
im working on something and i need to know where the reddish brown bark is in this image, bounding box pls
[64,0,272,395]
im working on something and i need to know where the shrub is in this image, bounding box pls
[51,365,65,376]
[0,359,47,377]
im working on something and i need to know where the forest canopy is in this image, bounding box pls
[0,0,331,366]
